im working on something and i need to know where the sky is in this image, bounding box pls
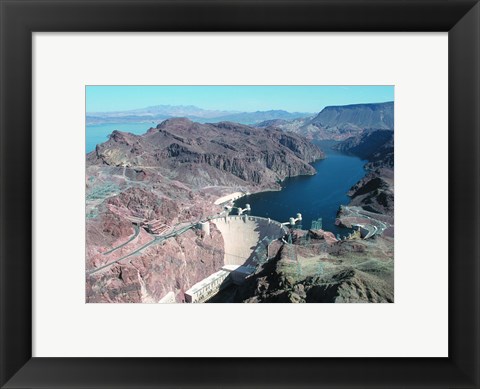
[86,85,394,113]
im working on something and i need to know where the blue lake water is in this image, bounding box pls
[234,141,367,236]
[86,122,155,153]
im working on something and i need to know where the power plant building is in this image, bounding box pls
[184,269,232,303]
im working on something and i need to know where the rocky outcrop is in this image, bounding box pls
[87,118,324,191]
[230,236,394,303]
[86,226,225,303]
[309,102,393,134]
[255,119,290,128]
[347,170,394,215]
[258,102,394,141]
[303,268,393,303]
[334,129,394,169]
[334,128,394,216]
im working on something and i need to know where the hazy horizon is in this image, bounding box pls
[86,85,394,113]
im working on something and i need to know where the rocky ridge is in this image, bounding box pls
[88,118,324,191]
[257,102,394,141]
[213,228,393,303]
[335,128,394,220]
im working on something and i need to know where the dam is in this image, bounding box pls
[212,215,288,266]
[184,215,287,303]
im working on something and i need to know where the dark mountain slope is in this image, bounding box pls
[335,129,394,216]
[87,118,325,190]
[334,129,394,169]
[310,101,394,132]
[259,102,394,141]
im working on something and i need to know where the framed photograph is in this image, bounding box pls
[85,85,395,305]
[1,1,479,388]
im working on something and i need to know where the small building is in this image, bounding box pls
[197,221,210,236]
[184,270,232,303]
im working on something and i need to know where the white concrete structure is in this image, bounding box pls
[222,264,256,285]
[212,215,287,266]
[283,213,303,226]
[352,223,378,239]
[198,221,210,236]
[237,203,251,215]
[158,291,176,304]
[184,216,286,303]
[184,270,231,303]
[214,192,245,205]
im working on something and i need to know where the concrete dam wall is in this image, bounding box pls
[212,216,287,266]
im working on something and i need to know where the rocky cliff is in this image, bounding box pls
[334,129,393,169]
[211,229,393,303]
[257,102,394,141]
[309,102,393,134]
[88,118,324,190]
[335,128,394,217]
[346,169,394,216]
[86,226,225,303]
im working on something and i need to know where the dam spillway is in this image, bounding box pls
[212,215,288,266]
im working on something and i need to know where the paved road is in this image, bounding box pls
[102,225,140,255]
[87,213,254,276]
[87,222,199,275]
[344,206,389,237]
[87,235,158,275]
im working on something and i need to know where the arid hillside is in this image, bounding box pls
[257,102,393,141]
[85,118,325,303]
[87,118,324,190]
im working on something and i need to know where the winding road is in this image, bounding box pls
[87,220,203,275]
[102,225,140,255]
[343,206,390,238]
[86,212,258,276]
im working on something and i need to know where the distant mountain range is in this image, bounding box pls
[257,101,394,140]
[87,104,312,126]
[88,101,394,142]
[310,101,393,131]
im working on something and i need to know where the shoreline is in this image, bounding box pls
[229,148,377,236]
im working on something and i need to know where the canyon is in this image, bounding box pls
[86,101,394,303]
[86,118,324,303]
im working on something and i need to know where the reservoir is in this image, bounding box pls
[234,141,367,236]
[86,122,154,153]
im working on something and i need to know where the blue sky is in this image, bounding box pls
[86,85,394,113]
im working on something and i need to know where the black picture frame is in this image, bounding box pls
[1,1,479,388]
